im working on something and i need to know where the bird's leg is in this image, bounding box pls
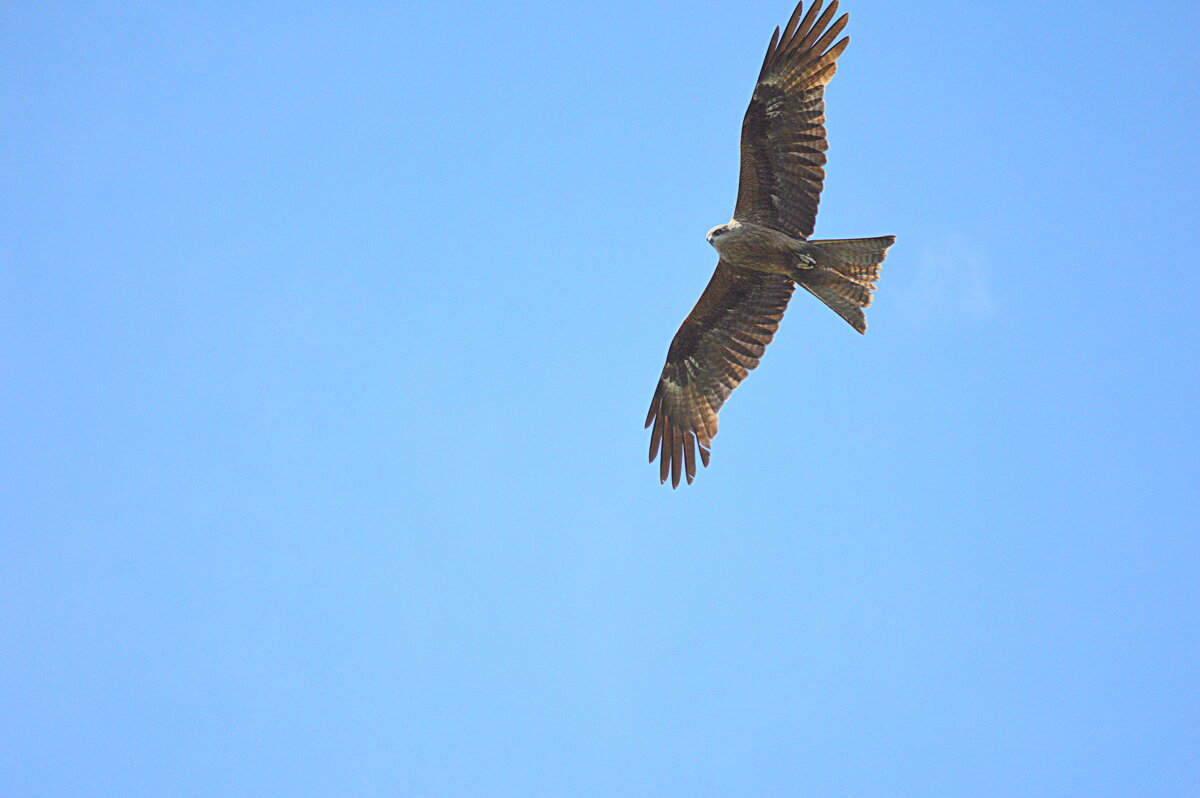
[786,251,817,281]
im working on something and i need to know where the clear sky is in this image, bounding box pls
[3,1,1198,795]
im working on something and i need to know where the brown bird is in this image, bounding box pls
[646,0,895,487]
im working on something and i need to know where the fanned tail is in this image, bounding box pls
[799,235,895,333]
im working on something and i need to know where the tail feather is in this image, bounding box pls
[811,236,896,265]
[799,235,896,333]
[798,271,870,333]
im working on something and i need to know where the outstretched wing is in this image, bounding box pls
[646,262,795,487]
[734,0,849,240]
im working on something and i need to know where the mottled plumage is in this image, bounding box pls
[647,0,895,487]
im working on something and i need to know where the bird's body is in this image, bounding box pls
[707,219,817,277]
[647,0,895,487]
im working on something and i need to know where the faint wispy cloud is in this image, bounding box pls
[905,235,997,323]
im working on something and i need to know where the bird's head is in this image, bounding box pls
[706,224,730,245]
[706,222,734,249]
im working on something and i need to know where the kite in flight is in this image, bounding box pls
[646,0,895,487]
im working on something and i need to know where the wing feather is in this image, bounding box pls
[735,0,850,239]
[646,262,795,487]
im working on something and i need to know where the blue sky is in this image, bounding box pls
[2,1,1198,795]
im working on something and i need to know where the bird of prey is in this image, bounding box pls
[646,0,894,487]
